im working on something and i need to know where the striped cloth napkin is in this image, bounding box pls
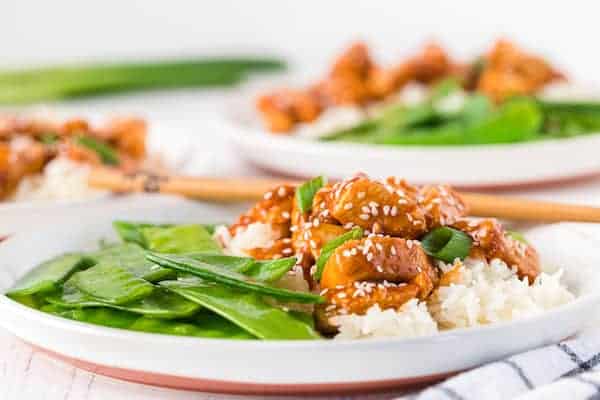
[400,327,600,400]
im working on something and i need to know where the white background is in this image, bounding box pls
[3,0,599,83]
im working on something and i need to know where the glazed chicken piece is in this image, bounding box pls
[320,236,437,297]
[292,221,347,287]
[229,184,296,241]
[366,63,416,99]
[60,139,102,165]
[0,139,49,199]
[417,184,468,229]
[329,42,373,80]
[290,191,348,284]
[256,89,322,133]
[318,283,421,332]
[316,235,437,332]
[58,118,90,137]
[0,116,18,140]
[0,144,10,198]
[245,238,295,260]
[477,40,561,102]
[316,42,376,106]
[409,42,454,84]
[98,118,147,160]
[324,177,428,238]
[9,139,48,177]
[308,185,339,225]
[452,218,540,282]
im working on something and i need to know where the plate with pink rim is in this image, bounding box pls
[0,198,599,395]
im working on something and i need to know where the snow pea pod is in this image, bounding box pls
[161,279,320,340]
[42,304,254,339]
[46,284,200,319]
[6,253,94,297]
[130,313,254,339]
[148,253,323,304]
[68,262,154,305]
[183,253,255,273]
[113,221,172,247]
[243,258,297,283]
[142,225,222,254]
[184,253,296,282]
[41,304,139,329]
[90,243,173,282]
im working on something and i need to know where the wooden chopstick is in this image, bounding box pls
[88,168,600,223]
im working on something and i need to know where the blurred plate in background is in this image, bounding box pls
[226,102,600,189]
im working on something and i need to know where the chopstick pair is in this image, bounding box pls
[88,167,600,223]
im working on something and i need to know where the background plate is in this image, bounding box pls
[226,98,600,189]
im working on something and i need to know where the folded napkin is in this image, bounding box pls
[400,328,600,400]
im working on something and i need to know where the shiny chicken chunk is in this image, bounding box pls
[245,238,295,260]
[99,117,148,160]
[229,184,296,240]
[325,177,428,238]
[418,184,468,229]
[452,218,540,282]
[478,40,562,102]
[320,236,437,298]
[409,42,454,84]
[316,235,437,331]
[316,282,420,333]
[256,89,322,133]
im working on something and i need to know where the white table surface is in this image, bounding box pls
[3,89,600,399]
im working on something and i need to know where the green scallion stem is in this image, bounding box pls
[314,227,363,281]
[421,227,472,263]
[295,176,327,213]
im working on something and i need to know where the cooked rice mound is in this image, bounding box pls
[216,222,277,257]
[332,300,438,340]
[430,258,574,329]
[11,158,105,202]
[329,257,574,339]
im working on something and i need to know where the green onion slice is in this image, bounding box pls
[507,230,528,244]
[295,176,327,214]
[421,227,472,263]
[314,227,363,281]
[75,135,120,165]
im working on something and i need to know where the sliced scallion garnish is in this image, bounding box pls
[314,227,363,281]
[421,227,472,263]
[507,230,528,244]
[75,135,120,165]
[295,175,327,214]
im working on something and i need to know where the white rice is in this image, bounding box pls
[429,258,574,329]
[11,158,106,202]
[332,300,438,340]
[331,257,574,339]
[216,222,278,257]
[274,264,310,293]
[272,264,314,313]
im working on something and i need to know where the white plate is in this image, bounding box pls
[0,118,198,212]
[0,199,599,394]
[226,101,600,189]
